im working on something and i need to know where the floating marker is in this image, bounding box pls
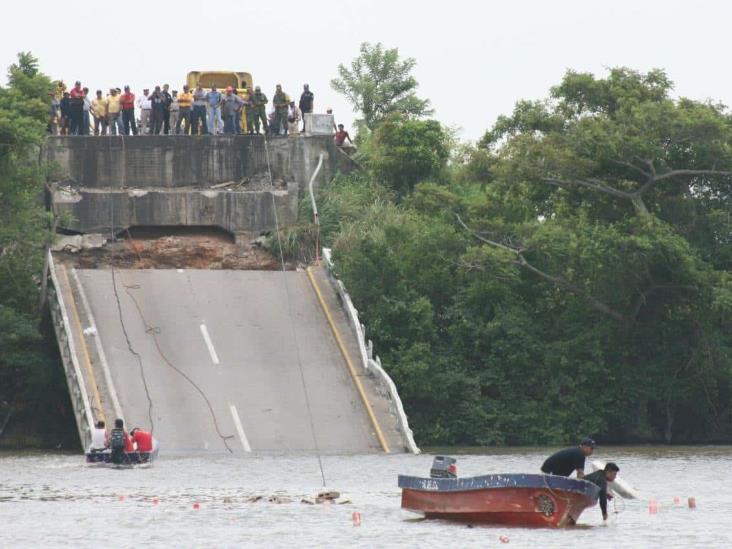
[193,502,200,510]
[352,511,361,526]
[688,497,696,509]
[152,498,159,505]
[499,535,510,543]
[648,499,658,514]
[118,495,125,502]
[672,496,680,505]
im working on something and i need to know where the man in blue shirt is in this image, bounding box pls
[207,86,223,135]
[541,437,596,478]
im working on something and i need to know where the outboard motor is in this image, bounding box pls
[430,456,457,478]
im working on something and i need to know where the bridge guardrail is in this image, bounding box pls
[46,250,94,449]
[322,248,420,454]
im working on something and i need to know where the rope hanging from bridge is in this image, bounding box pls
[263,133,327,487]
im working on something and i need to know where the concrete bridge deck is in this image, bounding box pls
[51,262,412,453]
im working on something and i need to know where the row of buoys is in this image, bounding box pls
[648,496,696,514]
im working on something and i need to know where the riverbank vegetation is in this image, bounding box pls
[0,53,76,448]
[288,44,732,445]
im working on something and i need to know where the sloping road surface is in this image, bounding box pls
[71,268,404,453]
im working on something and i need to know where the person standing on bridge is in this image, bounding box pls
[162,84,173,134]
[222,87,244,135]
[120,86,138,135]
[150,86,166,135]
[106,88,122,136]
[249,86,268,135]
[191,84,209,135]
[298,84,314,132]
[68,81,85,135]
[207,85,224,135]
[541,437,596,478]
[137,89,152,135]
[272,84,289,136]
[177,85,193,134]
[91,90,108,135]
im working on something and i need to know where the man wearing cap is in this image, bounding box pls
[540,437,596,478]
[249,86,268,135]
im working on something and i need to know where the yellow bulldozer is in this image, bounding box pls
[187,71,254,132]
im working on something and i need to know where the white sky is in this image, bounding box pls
[2,0,731,141]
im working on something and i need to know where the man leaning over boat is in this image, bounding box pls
[583,462,620,521]
[541,437,596,478]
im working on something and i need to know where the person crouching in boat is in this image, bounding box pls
[89,420,109,453]
[130,428,153,453]
[583,462,619,521]
[541,437,595,479]
[109,418,134,464]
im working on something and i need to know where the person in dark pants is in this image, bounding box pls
[109,418,131,465]
[584,462,619,521]
[150,86,165,135]
[119,85,137,135]
[191,85,208,135]
[59,92,71,135]
[298,83,313,132]
[68,81,85,135]
[541,437,596,478]
[162,84,173,134]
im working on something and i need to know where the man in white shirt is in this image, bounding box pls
[137,89,152,135]
[287,101,301,136]
[89,420,109,452]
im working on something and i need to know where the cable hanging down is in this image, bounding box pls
[263,133,327,487]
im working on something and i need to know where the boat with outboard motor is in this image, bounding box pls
[398,456,600,527]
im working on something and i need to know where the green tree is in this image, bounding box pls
[0,52,68,444]
[361,114,450,195]
[331,42,432,131]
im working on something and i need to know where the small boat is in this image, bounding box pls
[398,456,599,527]
[85,450,156,468]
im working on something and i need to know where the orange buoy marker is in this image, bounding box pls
[352,511,361,526]
[499,535,510,544]
[152,498,159,505]
[648,499,658,514]
[118,495,125,502]
[688,497,696,509]
[193,502,200,510]
[672,496,680,505]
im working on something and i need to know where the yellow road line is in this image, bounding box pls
[59,264,106,424]
[306,266,390,453]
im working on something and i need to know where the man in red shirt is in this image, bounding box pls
[130,428,153,452]
[119,85,138,135]
[68,81,85,136]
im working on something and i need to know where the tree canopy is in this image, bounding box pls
[331,42,432,131]
[308,67,732,445]
[0,52,70,446]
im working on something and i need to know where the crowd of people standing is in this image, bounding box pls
[48,80,317,137]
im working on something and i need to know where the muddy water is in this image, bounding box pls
[1,447,730,548]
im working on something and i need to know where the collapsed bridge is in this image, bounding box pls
[45,134,418,454]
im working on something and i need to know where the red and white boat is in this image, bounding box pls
[398,457,600,527]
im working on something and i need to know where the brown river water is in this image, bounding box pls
[1,446,730,548]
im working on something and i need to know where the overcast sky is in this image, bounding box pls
[2,0,731,141]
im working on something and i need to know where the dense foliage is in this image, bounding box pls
[311,67,732,445]
[0,53,72,445]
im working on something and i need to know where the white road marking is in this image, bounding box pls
[199,323,220,365]
[229,404,252,452]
